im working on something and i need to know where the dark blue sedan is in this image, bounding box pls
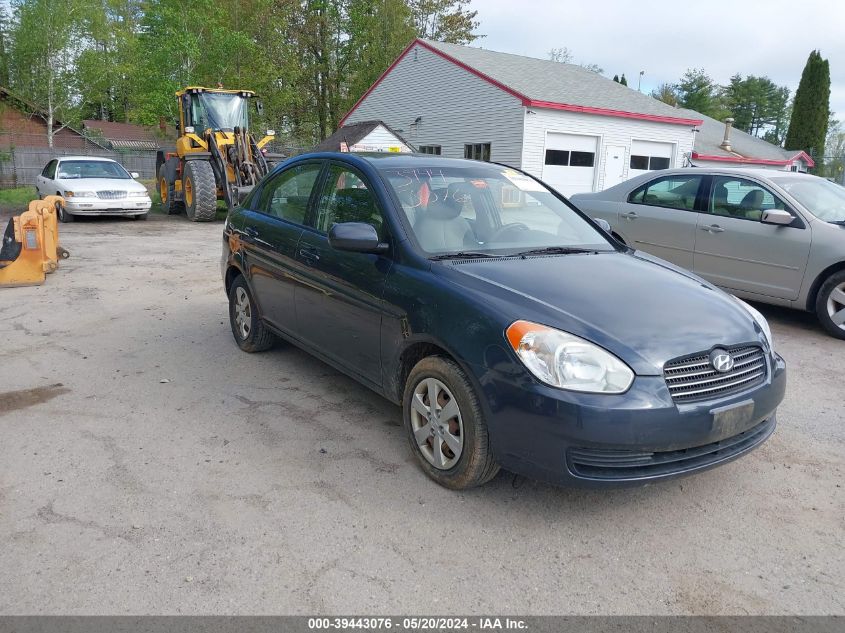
[221,153,786,489]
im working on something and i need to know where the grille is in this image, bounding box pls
[96,190,127,200]
[664,344,767,403]
[567,417,775,481]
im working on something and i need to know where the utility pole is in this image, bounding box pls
[638,70,645,92]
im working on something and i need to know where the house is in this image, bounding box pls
[340,39,703,196]
[314,120,414,153]
[681,111,814,172]
[0,86,105,151]
[341,39,810,195]
[81,119,168,151]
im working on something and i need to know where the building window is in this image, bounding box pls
[464,143,491,161]
[418,145,441,155]
[544,150,569,166]
[630,155,670,171]
[544,149,594,167]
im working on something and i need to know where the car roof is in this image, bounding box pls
[292,151,504,171]
[56,156,118,163]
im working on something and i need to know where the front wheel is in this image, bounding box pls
[183,160,217,222]
[57,202,74,223]
[228,276,276,352]
[158,166,183,215]
[403,356,499,489]
[815,271,845,339]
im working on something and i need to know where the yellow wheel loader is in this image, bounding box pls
[156,87,283,222]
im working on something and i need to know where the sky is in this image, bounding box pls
[474,0,845,121]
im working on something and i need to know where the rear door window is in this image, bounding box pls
[628,174,704,211]
[257,162,323,224]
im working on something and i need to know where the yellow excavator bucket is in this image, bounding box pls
[0,195,70,288]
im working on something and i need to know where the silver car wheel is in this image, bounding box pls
[410,377,464,470]
[826,282,845,330]
[234,286,252,339]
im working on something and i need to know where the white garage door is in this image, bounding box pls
[542,133,598,196]
[629,140,674,178]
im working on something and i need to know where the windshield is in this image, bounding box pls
[379,163,614,256]
[774,176,845,223]
[192,93,248,131]
[57,160,130,180]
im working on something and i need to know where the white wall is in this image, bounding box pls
[350,125,412,152]
[522,107,697,193]
[343,42,525,167]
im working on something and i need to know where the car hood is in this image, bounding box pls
[56,178,148,194]
[439,251,763,375]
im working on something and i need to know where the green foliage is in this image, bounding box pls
[0,186,37,204]
[1,0,479,146]
[785,50,831,162]
[619,73,627,86]
[651,83,678,106]
[676,68,727,120]
[723,74,790,139]
[612,75,619,83]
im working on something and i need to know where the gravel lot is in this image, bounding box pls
[0,214,842,615]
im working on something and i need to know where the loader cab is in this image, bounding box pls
[177,87,256,135]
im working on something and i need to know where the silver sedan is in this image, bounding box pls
[571,167,845,339]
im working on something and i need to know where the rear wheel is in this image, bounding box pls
[228,275,276,352]
[159,166,183,215]
[184,160,217,222]
[403,356,499,489]
[815,270,845,339]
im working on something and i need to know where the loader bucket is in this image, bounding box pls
[0,195,70,288]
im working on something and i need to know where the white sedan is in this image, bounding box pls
[35,156,152,222]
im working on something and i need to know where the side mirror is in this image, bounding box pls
[255,100,264,116]
[594,218,612,232]
[761,209,794,225]
[130,172,140,179]
[328,222,388,254]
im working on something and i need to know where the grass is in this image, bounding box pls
[0,186,38,205]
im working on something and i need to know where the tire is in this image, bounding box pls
[56,199,73,223]
[183,160,217,222]
[159,166,183,215]
[403,356,499,489]
[815,270,845,339]
[228,275,276,352]
[133,213,148,221]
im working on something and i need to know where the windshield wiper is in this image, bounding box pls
[513,246,598,256]
[429,251,497,261]
[828,220,845,225]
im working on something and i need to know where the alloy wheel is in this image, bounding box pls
[409,377,464,470]
[826,281,845,331]
[233,286,252,339]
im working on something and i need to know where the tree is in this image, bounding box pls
[619,73,627,86]
[821,118,845,180]
[0,5,11,87]
[410,0,479,44]
[651,83,678,106]
[785,50,831,163]
[676,68,727,119]
[612,74,619,83]
[8,0,86,147]
[723,74,791,139]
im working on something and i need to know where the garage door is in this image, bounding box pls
[629,140,674,178]
[542,133,598,196]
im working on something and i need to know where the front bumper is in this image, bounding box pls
[65,199,152,215]
[476,352,786,487]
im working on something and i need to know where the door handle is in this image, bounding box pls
[701,224,725,233]
[620,212,639,220]
[299,247,320,265]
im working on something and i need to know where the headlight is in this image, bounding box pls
[506,320,634,393]
[129,191,150,197]
[735,298,774,351]
[64,191,96,198]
